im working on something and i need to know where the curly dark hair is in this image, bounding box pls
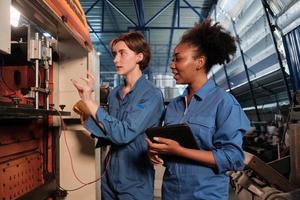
[110,31,151,71]
[180,19,237,73]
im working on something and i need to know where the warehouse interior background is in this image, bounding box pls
[0,0,300,199]
[81,0,298,120]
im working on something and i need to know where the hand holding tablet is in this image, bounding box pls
[146,124,198,149]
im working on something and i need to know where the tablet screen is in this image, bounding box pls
[146,123,198,149]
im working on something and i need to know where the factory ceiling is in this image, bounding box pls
[80,0,216,80]
[81,0,297,118]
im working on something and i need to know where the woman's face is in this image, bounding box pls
[112,41,143,76]
[170,43,202,84]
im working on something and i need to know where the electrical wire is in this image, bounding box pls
[53,107,111,192]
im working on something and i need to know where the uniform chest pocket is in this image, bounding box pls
[164,116,180,125]
[187,116,215,149]
[121,105,137,120]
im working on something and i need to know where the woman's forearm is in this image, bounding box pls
[84,100,99,119]
[174,147,217,168]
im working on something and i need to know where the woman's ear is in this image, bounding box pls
[137,52,144,63]
[196,56,206,71]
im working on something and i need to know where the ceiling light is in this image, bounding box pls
[43,32,51,37]
[10,6,20,27]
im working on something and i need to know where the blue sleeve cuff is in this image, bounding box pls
[84,116,106,138]
[212,149,227,174]
[212,148,245,174]
[95,107,110,122]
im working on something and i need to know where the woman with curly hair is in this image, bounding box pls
[147,19,250,200]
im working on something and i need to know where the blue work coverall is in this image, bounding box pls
[84,75,164,200]
[162,79,250,200]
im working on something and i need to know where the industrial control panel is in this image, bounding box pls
[0,0,96,199]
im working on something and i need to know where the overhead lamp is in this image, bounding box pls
[10,6,20,27]
[43,32,51,37]
[97,52,101,56]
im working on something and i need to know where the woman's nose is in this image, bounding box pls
[170,61,175,69]
[113,55,119,64]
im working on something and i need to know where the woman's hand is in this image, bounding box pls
[71,71,96,102]
[147,135,217,168]
[71,71,98,118]
[145,138,164,165]
[146,136,183,161]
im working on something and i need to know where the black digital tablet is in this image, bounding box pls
[146,124,199,149]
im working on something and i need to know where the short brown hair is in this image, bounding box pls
[110,32,151,71]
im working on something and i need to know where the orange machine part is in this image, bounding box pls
[0,66,35,91]
[0,66,35,105]
[0,153,44,200]
[0,65,49,107]
[43,0,93,50]
[0,119,45,200]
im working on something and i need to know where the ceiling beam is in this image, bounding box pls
[101,0,105,31]
[91,26,194,33]
[182,0,204,21]
[145,0,175,26]
[105,0,137,26]
[177,0,180,27]
[165,0,179,73]
[133,0,145,27]
[87,21,112,58]
[85,0,101,15]
[106,1,121,30]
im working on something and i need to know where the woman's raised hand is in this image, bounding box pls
[71,70,96,102]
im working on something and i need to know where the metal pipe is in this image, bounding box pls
[35,59,39,109]
[92,26,193,33]
[223,64,232,93]
[231,19,261,121]
[45,39,51,110]
[101,0,105,31]
[35,33,39,110]
[165,0,178,73]
[212,71,217,85]
[46,64,49,110]
[261,0,292,103]
[177,0,180,27]
[133,0,141,27]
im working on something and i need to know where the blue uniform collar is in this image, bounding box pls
[180,79,216,101]
[116,75,146,99]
